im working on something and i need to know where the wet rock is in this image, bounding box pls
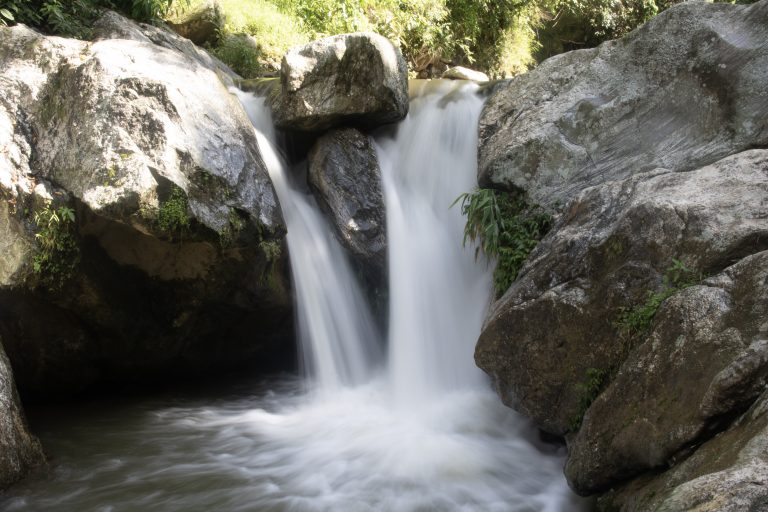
[0,23,293,398]
[442,66,489,82]
[565,251,768,495]
[272,32,408,132]
[0,339,44,489]
[475,149,768,436]
[308,128,387,294]
[478,0,768,210]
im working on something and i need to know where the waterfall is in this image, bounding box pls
[224,84,585,511]
[233,90,382,392]
[1,82,584,512]
[376,80,493,408]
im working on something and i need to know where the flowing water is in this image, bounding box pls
[1,81,586,512]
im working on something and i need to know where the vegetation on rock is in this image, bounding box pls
[455,188,551,297]
[32,203,79,290]
[157,187,191,240]
[0,0,187,38]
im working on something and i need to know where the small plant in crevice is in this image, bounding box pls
[454,188,552,297]
[33,203,80,290]
[569,366,608,432]
[615,258,701,340]
[158,187,191,240]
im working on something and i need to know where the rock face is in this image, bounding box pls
[475,149,768,437]
[0,339,45,488]
[272,32,409,132]
[308,128,387,293]
[599,388,768,511]
[565,251,768,495]
[0,20,293,398]
[478,0,768,209]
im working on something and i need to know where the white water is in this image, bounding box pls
[235,90,382,391]
[2,83,585,512]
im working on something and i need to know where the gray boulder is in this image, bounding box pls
[308,128,387,293]
[167,0,223,46]
[478,0,768,209]
[272,32,409,132]
[0,339,44,488]
[565,251,768,495]
[0,22,293,398]
[598,388,768,511]
[93,10,238,86]
[475,149,768,436]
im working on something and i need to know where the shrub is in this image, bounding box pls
[32,203,80,290]
[454,188,552,297]
[157,187,191,239]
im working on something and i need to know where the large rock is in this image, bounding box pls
[93,10,238,87]
[308,128,387,294]
[272,32,408,132]
[0,21,293,398]
[475,149,768,436]
[0,339,44,488]
[167,0,223,46]
[478,0,768,209]
[598,388,768,511]
[565,251,768,495]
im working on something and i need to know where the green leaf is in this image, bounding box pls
[0,8,14,21]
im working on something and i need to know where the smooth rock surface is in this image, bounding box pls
[272,32,408,132]
[478,0,768,209]
[0,339,44,488]
[308,128,387,292]
[475,149,768,436]
[565,251,768,494]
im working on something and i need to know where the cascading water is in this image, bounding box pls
[377,80,493,407]
[1,82,587,512]
[234,90,381,392]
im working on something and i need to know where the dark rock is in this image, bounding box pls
[308,128,387,296]
[565,251,768,494]
[475,149,768,436]
[598,388,768,511]
[0,339,44,488]
[478,0,768,210]
[272,32,409,132]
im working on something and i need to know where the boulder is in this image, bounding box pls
[93,10,238,86]
[565,251,768,494]
[272,32,409,132]
[0,339,44,488]
[475,149,768,436]
[0,22,293,398]
[478,0,768,209]
[598,388,768,511]
[442,66,489,82]
[308,128,387,295]
[167,0,223,46]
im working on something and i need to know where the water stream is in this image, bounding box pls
[1,81,586,512]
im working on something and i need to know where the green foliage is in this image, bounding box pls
[616,259,700,338]
[33,203,80,290]
[570,367,608,431]
[0,0,187,38]
[455,188,552,296]
[157,187,190,239]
